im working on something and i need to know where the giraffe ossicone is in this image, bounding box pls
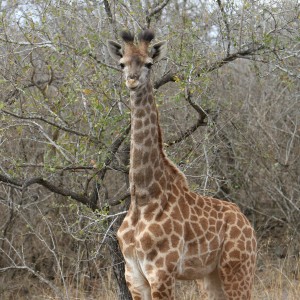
[107,30,257,300]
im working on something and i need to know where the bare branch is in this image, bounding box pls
[155,44,265,88]
[0,174,22,187]
[108,191,131,207]
[0,173,92,208]
[103,0,114,24]
[1,109,100,143]
[0,123,131,210]
[200,44,265,73]
[89,124,131,208]
[184,88,207,121]
[166,87,209,147]
[154,72,183,89]
[0,37,57,51]
[146,0,171,27]
[216,0,231,55]
[166,116,207,147]
[119,2,144,30]
[23,177,91,207]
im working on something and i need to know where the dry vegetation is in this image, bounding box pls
[2,252,299,300]
[0,0,299,299]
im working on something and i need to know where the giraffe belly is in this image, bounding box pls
[176,257,218,280]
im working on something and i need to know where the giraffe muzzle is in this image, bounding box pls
[126,78,139,89]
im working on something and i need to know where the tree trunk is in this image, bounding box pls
[108,234,132,300]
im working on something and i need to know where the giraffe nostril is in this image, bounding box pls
[128,74,138,80]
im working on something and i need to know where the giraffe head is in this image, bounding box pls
[107,30,167,90]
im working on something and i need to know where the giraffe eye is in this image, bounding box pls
[145,62,153,69]
[119,63,125,69]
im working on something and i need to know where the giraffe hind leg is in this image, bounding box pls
[219,241,256,299]
[203,267,253,300]
[219,264,253,300]
[203,268,227,300]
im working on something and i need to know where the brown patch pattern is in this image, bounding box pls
[112,30,257,300]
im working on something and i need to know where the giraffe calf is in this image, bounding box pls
[107,30,257,300]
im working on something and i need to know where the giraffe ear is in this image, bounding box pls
[150,41,167,62]
[107,40,123,61]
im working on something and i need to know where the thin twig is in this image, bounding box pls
[217,0,231,55]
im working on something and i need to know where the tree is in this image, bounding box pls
[0,0,299,299]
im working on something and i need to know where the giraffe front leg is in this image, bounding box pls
[125,262,151,300]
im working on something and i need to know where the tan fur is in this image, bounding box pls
[108,30,257,300]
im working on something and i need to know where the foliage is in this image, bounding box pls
[0,0,299,299]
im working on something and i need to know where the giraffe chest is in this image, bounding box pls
[118,217,224,281]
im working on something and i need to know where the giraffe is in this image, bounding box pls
[107,30,257,300]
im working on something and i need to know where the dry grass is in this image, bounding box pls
[253,256,300,300]
[175,252,300,300]
[1,253,299,300]
[176,256,300,300]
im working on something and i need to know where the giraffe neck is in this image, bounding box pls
[129,81,167,205]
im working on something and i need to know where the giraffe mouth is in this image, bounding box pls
[128,86,138,91]
[126,79,140,90]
